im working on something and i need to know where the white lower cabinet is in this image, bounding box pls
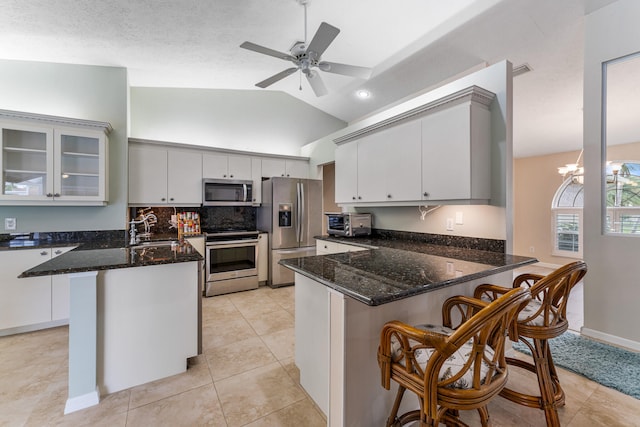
[316,240,368,255]
[258,233,269,283]
[0,246,75,333]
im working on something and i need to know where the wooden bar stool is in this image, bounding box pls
[473,261,587,427]
[378,287,531,427]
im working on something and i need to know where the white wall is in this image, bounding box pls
[0,59,128,233]
[130,88,346,156]
[583,0,640,349]
[302,61,512,245]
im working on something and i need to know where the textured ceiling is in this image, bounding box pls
[0,0,620,157]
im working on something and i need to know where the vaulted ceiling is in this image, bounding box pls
[0,0,618,157]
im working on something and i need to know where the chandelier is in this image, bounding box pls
[558,149,584,183]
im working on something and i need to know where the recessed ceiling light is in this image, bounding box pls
[356,89,371,99]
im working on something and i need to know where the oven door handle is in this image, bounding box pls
[207,239,259,247]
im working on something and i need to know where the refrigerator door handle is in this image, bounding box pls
[300,181,306,243]
[296,182,302,243]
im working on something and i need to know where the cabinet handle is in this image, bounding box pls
[423,192,429,197]
[358,196,362,200]
[230,174,234,178]
[40,251,48,256]
[223,174,227,178]
[46,193,53,197]
[286,174,290,177]
[352,196,356,200]
[54,193,60,197]
[161,198,166,201]
[387,194,392,199]
[54,250,62,255]
[169,197,174,201]
[324,245,328,249]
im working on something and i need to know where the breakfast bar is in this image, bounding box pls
[281,237,535,427]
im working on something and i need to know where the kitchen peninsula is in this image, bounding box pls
[14,236,202,415]
[280,232,536,426]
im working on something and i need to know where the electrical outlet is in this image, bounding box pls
[446,218,454,231]
[4,218,17,230]
[455,211,464,225]
[529,246,535,253]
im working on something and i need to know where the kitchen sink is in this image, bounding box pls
[129,240,178,248]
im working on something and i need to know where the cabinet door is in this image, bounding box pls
[0,249,52,330]
[129,146,168,204]
[54,127,107,203]
[335,142,358,203]
[285,160,309,179]
[261,158,286,178]
[167,150,202,204]
[383,120,422,202]
[202,153,229,179]
[0,121,54,202]
[421,104,471,200]
[356,133,387,202]
[228,156,252,180]
[251,157,262,204]
[51,246,76,322]
[258,233,269,282]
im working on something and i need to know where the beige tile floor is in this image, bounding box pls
[2,265,639,426]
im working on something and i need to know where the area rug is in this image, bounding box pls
[512,332,640,399]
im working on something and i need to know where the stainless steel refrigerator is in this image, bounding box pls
[258,177,322,287]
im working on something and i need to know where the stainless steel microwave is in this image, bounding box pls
[202,179,253,206]
[325,213,372,237]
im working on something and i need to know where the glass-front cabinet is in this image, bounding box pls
[0,110,111,205]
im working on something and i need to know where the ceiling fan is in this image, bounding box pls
[239,0,372,97]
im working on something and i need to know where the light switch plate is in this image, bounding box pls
[446,218,454,231]
[455,211,464,225]
[4,218,17,230]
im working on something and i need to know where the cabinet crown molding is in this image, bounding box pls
[0,109,112,134]
[333,85,494,145]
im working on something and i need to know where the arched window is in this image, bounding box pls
[552,161,640,258]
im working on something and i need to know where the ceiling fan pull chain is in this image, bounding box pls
[299,71,303,91]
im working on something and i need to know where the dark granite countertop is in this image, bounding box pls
[2,230,202,278]
[280,234,536,306]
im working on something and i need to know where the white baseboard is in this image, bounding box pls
[580,327,640,352]
[64,388,100,414]
[0,319,69,337]
[532,262,562,269]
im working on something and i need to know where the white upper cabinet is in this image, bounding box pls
[0,110,111,206]
[421,102,490,202]
[129,145,202,205]
[357,120,422,203]
[202,153,252,180]
[261,158,309,179]
[333,86,494,206]
[335,141,358,203]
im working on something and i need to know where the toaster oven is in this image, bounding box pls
[325,213,372,237]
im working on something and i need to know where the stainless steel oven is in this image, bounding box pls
[204,231,259,296]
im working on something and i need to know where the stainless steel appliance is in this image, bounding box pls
[204,230,259,296]
[202,179,253,206]
[325,212,372,237]
[258,177,322,287]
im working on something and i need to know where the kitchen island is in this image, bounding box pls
[17,238,203,414]
[280,234,536,427]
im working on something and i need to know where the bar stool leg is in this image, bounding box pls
[532,339,561,427]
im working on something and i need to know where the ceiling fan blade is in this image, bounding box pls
[240,41,295,61]
[318,61,372,79]
[306,70,328,97]
[306,22,340,58]
[255,68,298,88]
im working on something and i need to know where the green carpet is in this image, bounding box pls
[512,332,640,399]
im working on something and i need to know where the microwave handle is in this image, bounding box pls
[243,184,248,202]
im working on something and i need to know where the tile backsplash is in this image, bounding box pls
[129,206,257,234]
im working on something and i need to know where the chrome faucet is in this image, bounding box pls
[129,209,158,245]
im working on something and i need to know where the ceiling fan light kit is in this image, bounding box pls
[239,0,371,96]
